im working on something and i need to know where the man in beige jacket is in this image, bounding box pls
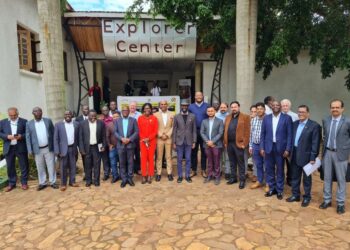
[154,100,175,181]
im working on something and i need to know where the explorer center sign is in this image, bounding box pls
[102,19,197,65]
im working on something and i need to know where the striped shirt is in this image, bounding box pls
[249,116,264,148]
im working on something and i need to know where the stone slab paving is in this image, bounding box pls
[0,165,349,250]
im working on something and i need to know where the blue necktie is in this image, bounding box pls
[329,120,337,150]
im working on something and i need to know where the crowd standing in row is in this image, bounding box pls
[0,93,349,215]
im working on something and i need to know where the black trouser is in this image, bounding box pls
[6,145,29,187]
[291,148,312,199]
[227,142,245,181]
[118,147,134,182]
[191,131,207,172]
[133,144,140,173]
[102,147,110,177]
[84,145,101,185]
[60,146,77,186]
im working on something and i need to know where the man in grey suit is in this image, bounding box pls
[320,99,350,214]
[54,110,80,191]
[26,107,58,191]
[173,100,197,183]
[201,106,224,185]
[115,106,139,188]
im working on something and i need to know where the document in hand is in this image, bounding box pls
[303,157,321,176]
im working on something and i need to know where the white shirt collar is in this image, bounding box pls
[195,101,204,107]
[332,115,342,121]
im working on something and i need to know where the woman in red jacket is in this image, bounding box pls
[138,103,158,184]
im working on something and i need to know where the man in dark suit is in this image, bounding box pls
[260,100,293,200]
[54,110,80,191]
[115,106,139,188]
[173,100,197,183]
[0,107,29,191]
[79,109,106,187]
[75,104,89,180]
[320,99,350,214]
[286,105,321,207]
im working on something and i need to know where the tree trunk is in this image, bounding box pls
[37,0,65,122]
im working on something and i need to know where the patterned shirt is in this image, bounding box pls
[249,116,264,148]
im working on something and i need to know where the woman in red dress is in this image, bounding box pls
[138,103,158,184]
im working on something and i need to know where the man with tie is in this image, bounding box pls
[201,106,224,185]
[0,107,29,192]
[26,107,58,190]
[260,100,293,200]
[75,104,89,180]
[320,99,350,214]
[79,110,106,187]
[106,112,121,183]
[115,106,139,188]
[54,110,80,191]
[286,105,321,207]
[154,100,175,182]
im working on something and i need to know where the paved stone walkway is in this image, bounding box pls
[0,162,350,250]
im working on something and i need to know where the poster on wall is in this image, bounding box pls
[178,79,191,103]
[117,96,180,114]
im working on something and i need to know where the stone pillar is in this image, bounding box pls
[195,62,202,92]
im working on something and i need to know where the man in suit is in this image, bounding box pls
[115,106,139,188]
[0,107,29,192]
[107,112,121,183]
[26,107,58,190]
[201,106,224,185]
[79,109,106,187]
[320,99,350,214]
[129,101,141,175]
[286,105,321,207]
[260,100,293,200]
[75,104,89,180]
[224,101,251,189]
[54,110,80,191]
[154,100,175,182]
[173,100,197,183]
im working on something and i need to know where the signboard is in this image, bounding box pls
[102,19,197,62]
[117,96,180,114]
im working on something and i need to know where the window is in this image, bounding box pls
[17,25,42,73]
[63,51,68,81]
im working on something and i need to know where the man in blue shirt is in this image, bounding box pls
[188,92,209,178]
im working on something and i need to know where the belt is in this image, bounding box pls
[39,145,48,149]
[90,144,97,146]
[326,147,337,152]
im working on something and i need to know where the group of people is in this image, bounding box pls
[0,93,349,215]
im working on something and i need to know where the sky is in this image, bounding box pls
[68,0,138,12]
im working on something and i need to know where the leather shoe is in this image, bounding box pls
[37,184,47,191]
[127,179,135,186]
[226,179,238,185]
[120,181,127,188]
[60,186,67,191]
[319,201,332,209]
[168,174,174,181]
[265,190,277,197]
[224,173,230,180]
[141,177,147,184]
[190,171,197,178]
[201,170,207,178]
[186,177,192,183]
[155,175,161,182]
[277,193,283,200]
[94,183,100,187]
[85,183,91,187]
[239,181,245,189]
[337,205,345,214]
[70,183,79,187]
[301,199,310,207]
[102,176,109,181]
[50,183,59,189]
[147,176,152,184]
[21,184,29,190]
[177,177,183,183]
[286,196,301,202]
[111,177,118,183]
[4,185,15,192]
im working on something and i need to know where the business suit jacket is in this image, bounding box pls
[115,117,139,149]
[260,113,293,154]
[79,120,106,154]
[154,111,175,144]
[0,118,28,155]
[291,119,321,167]
[172,113,197,146]
[223,112,250,148]
[75,115,87,123]
[322,115,350,161]
[200,117,224,148]
[26,118,54,155]
[54,121,80,157]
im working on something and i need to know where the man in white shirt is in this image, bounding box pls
[150,82,162,96]
[26,107,58,191]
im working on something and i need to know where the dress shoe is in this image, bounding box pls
[277,193,283,200]
[102,176,109,181]
[85,183,91,187]
[51,183,59,189]
[60,186,67,191]
[190,170,197,178]
[226,179,238,185]
[127,179,135,186]
[286,196,301,202]
[4,185,15,192]
[265,189,277,197]
[250,182,262,189]
[37,184,47,191]
[177,177,183,183]
[239,181,245,189]
[155,175,161,182]
[141,176,147,184]
[286,180,292,187]
[201,170,207,178]
[168,174,174,181]
[185,177,192,183]
[301,199,311,207]
[319,201,332,209]
[111,177,118,183]
[120,181,127,188]
[21,184,29,190]
[147,176,152,184]
[69,183,79,187]
[214,178,220,185]
[94,183,100,187]
[337,205,345,214]
[203,177,212,183]
[264,184,270,193]
[224,173,230,180]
